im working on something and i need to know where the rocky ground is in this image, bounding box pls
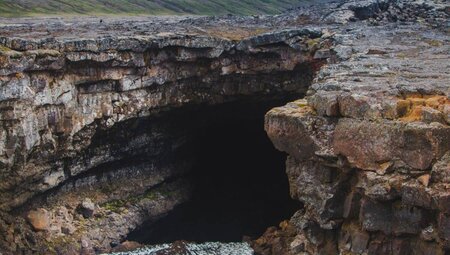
[0,8,328,255]
[264,16,450,255]
[108,241,254,255]
[0,0,449,254]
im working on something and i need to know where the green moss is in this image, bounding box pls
[0,45,11,52]
[294,99,309,107]
[0,45,22,58]
[425,39,442,47]
[306,38,321,50]
[100,188,166,213]
[45,235,78,255]
[26,49,61,57]
[396,52,407,59]
[295,102,308,107]
[102,199,127,213]
[142,190,159,200]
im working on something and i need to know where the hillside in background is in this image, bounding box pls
[0,0,313,16]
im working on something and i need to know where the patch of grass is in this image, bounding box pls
[102,199,127,213]
[0,0,315,17]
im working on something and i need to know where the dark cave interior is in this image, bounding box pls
[127,100,301,244]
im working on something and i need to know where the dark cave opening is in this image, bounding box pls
[127,101,301,244]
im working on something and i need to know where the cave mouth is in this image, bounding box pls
[127,100,301,244]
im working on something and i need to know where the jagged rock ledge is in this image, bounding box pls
[263,19,449,255]
[0,22,329,253]
[0,0,448,254]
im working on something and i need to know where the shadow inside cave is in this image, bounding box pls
[127,102,301,244]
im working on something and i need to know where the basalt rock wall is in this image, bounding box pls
[0,28,328,210]
[263,17,449,255]
[0,0,448,254]
[0,25,328,253]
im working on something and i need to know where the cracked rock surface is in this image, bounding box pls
[0,0,449,254]
[264,2,449,254]
[0,11,328,255]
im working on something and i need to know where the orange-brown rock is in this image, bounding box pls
[26,208,50,232]
[264,3,449,253]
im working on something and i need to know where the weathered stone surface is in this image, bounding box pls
[333,118,450,171]
[339,222,370,254]
[432,152,450,183]
[0,11,330,253]
[438,213,450,248]
[0,0,449,254]
[263,1,449,254]
[26,208,50,232]
[285,156,350,226]
[111,241,143,253]
[78,198,96,218]
[0,27,326,213]
[251,221,297,255]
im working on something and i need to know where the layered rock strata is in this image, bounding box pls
[265,19,449,255]
[0,20,328,254]
[0,0,448,254]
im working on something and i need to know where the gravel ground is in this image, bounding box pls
[106,242,254,255]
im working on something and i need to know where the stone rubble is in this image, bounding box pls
[0,0,448,254]
[107,241,254,255]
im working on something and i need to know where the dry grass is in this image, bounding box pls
[0,0,313,16]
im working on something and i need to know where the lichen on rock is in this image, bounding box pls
[264,1,450,253]
[0,0,449,254]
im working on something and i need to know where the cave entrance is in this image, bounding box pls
[127,101,301,244]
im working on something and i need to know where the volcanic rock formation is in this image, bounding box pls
[263,22,449,255]
[0,0,448,254]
